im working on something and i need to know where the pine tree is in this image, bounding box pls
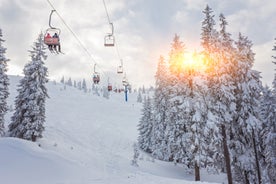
[260,86,276,183]
[138,96,153,153]
[142,85,146,94]
[0,28,9,136]
[183,70,215,181]
[216,13,236,183]
[67,77,72,86]
[151,56,170,160]
[77,81,82,90]
[260,38,276,183]
[201,5,218,54]
[230,33,263,184]
[164,35,189,164]
[131,142,140,167]
[137,91,142,103]
[60,76,65,84]
[102,87,109,99]
[82,79,87,93]
[273,38,276,91]
[168,34,185,77]
[9,32,48,142]
[201,8,235,183]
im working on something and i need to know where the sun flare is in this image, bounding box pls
[182,52,206,73]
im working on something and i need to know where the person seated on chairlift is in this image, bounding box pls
[45,33,53,50]
[53,33,59,38]
[52,33,61,52]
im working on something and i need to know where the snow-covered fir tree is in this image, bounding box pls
[201,5,218,54]
[102,87,109,99]
[138,96,153,153]
[230,33,263,184]
[182,69,213,180]
[272,38,276,92]
[131,142,140,167]
[67,77,72,86]
[215,13,237,176]
[260,86,276,183]
[136,91,142,103]
[259,39,276,183]
[82,79,87,93]
[0,28,9,136]
[9,32,48,142]
[151,56,170,160]
[168,34,185,77]
[142,85,146,94]
[77,81,81,90]
[164,34,189,164]
[201,8,236,183]
[60,76,65,84]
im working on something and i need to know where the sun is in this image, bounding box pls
[182,52,206,73]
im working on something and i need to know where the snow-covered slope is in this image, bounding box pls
[0,76,226,184]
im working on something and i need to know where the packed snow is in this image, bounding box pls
[0,75,227,184]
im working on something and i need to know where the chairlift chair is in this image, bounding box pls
[104,35,115,47]
[117,65,123,74]
[44,10,63,54]
[92,64,100,84]
[93,73,100,84]
[108,84,112,91]
[104,23,115,47]
[44,28,60,46]
[122,77,128,86]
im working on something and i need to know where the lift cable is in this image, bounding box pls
[102,0,126,77]
[102,0,112,24]
[45,0,110,80]
[46,0,97,64]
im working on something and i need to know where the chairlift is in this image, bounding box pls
[93,74,100,84]
[108,84,112,91]
[104,23,115,47]
[122,75,128,86]
[44,10,63,54]
[107,77,112,91]
[93,64,100,84]
[117,65,123,74]
[117,59,123,74]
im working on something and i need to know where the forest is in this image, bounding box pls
[137,5,276,184]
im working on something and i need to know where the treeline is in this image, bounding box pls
[138,5,276,184]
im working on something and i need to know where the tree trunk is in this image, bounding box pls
[221,124,233,184]
[252,129,262,184]
[244,170,250,184]
[195,161,200,181]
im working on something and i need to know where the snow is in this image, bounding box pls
[1,75,226,184]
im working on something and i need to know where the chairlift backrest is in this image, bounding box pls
[117,65,123,74]
[104,35,115,47]
[108,84,112,91]
[44,29,60,46]
[122,77,128,86]
[93,73,100,84]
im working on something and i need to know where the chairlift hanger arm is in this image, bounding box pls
[110,23,114,35]
[49,10,56,29]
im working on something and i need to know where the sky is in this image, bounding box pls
[0,0,275,88]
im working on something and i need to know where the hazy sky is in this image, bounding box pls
[0,0,275,89]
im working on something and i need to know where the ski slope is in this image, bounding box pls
[0,76,226,184]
